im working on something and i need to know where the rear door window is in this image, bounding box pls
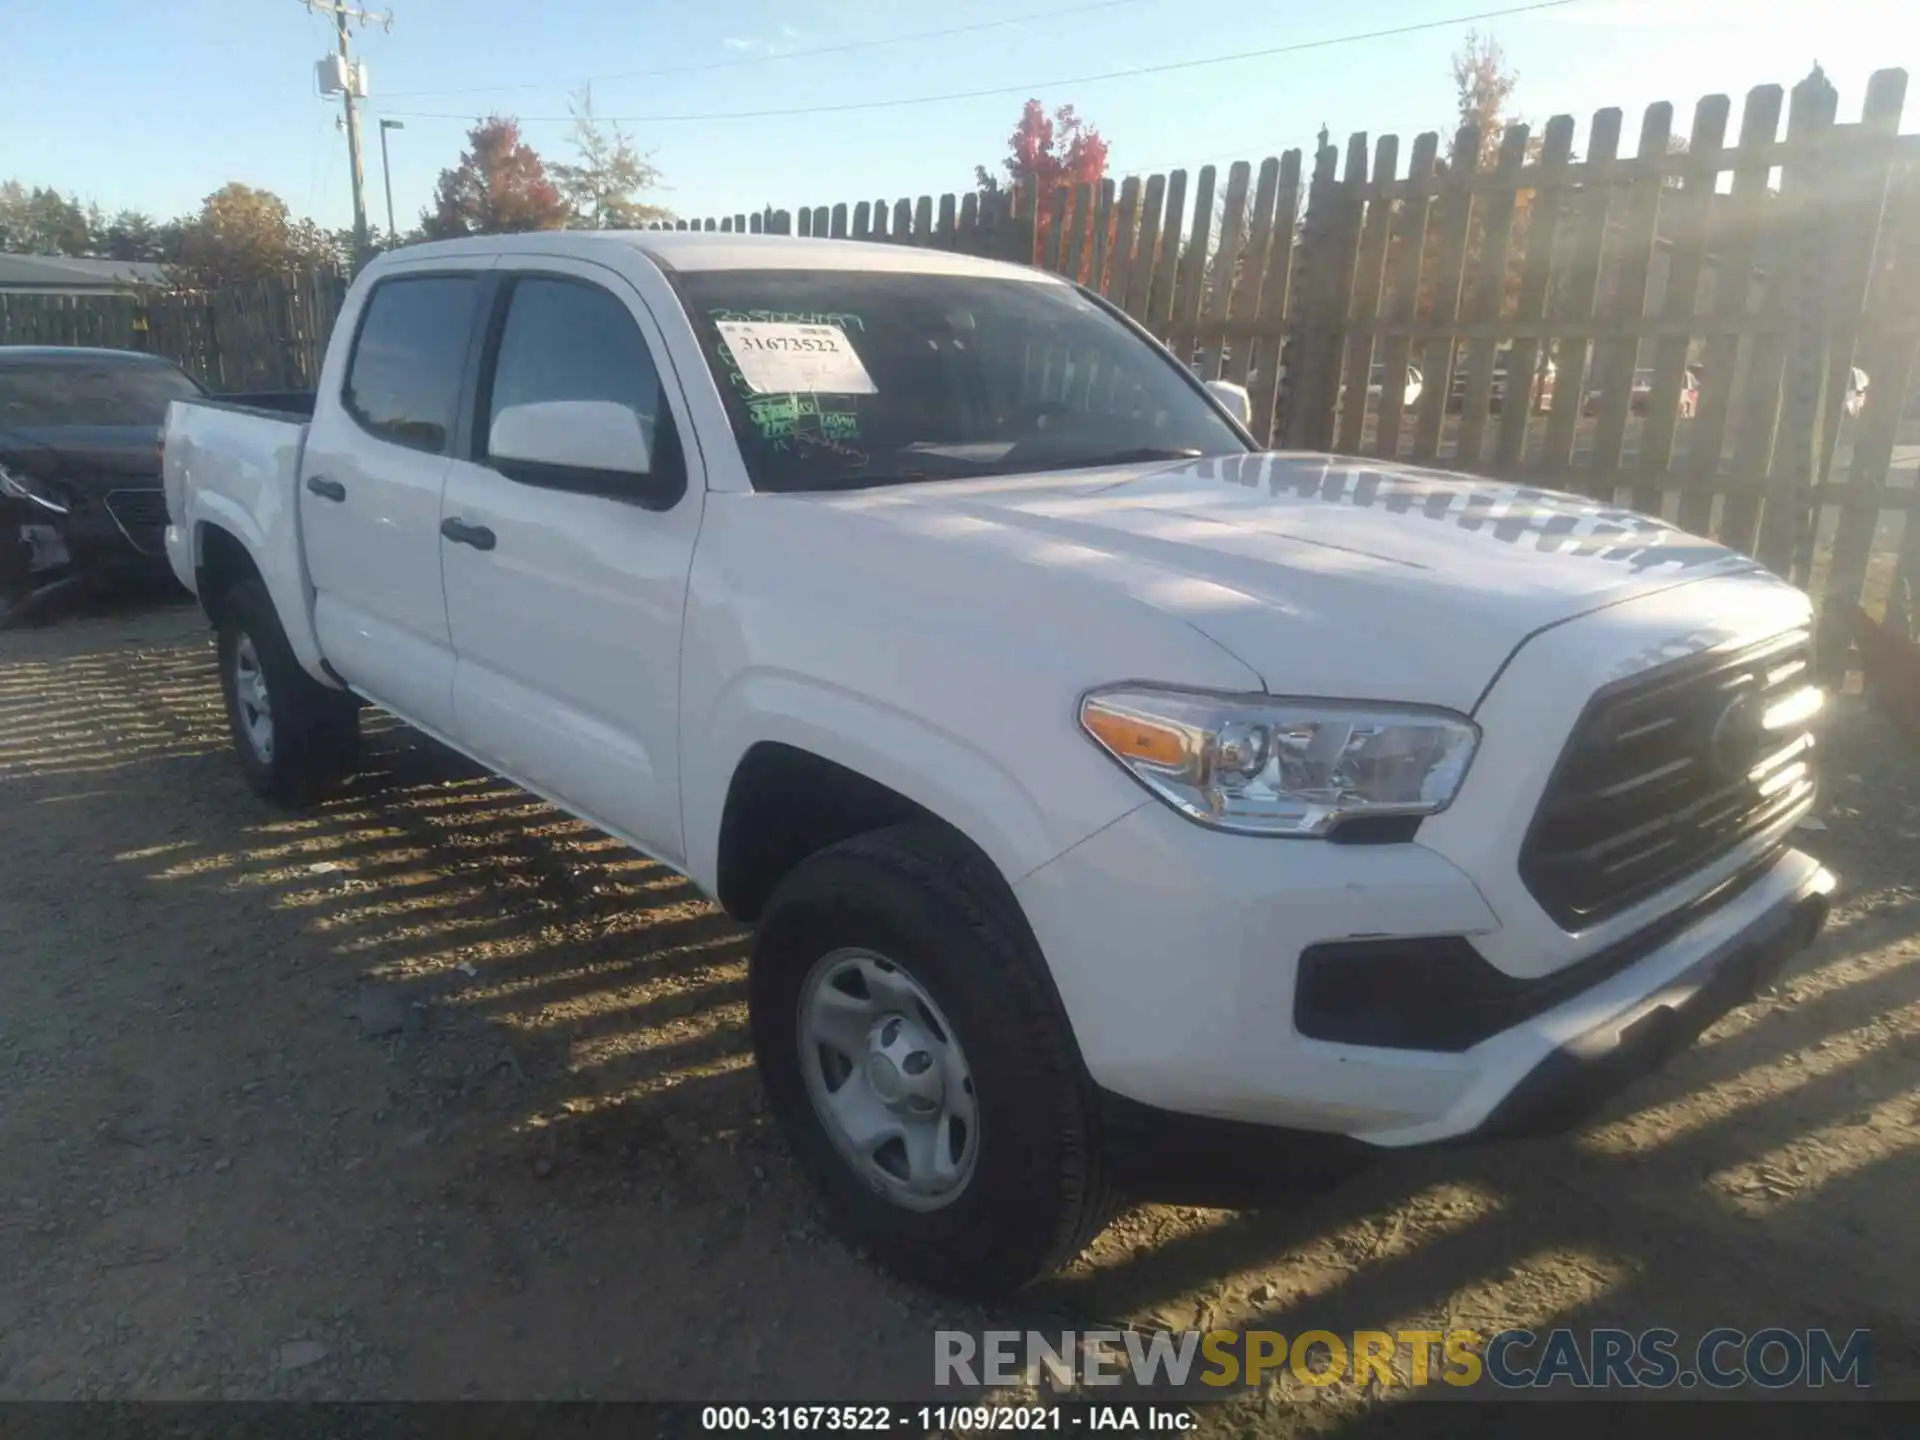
[342,275,479,454]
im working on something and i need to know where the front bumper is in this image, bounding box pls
[5,494,172,583]
[1476,858,1831,1139]
[1014,798,1833,1168]
[1090,854,1830,1201]
[64,509,171,575]
[3,491,177,622]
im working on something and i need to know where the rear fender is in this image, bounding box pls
[190,490,331,687]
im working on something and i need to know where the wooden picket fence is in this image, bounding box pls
[0,271,346,392]
[1271,68,1920,670]
[643,191,1034,265]
[663,68,1918,656]
[5,66,1916,653]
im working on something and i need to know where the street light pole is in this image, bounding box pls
[379,119,404,244]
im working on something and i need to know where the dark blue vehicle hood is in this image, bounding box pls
[0,425,162,497]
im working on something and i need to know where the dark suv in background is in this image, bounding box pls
[1,347,205,614]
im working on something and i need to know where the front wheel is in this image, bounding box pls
[217,578,359,808]
[751,823,1113,1297]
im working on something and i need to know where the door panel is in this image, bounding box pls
[440,263,702,864]
[301,268,488,731]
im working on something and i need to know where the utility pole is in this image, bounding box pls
[306,0,392,267]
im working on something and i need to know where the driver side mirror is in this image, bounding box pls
[1205,379,1252,425]
[488,399,653,491]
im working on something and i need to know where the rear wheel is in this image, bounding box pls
[751,822,1113,1297]
[217,578,358,808]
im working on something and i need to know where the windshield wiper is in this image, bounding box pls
[783,448,1208,494]
[1039,446,1205,470]
[791,470,934,493]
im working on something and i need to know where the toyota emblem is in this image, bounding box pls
[1707,691,1766,781]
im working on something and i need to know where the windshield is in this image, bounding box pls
[0,361,203,428]
[668,268,1249,493]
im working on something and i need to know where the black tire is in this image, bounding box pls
[216,577,359,808]
[751,822,1113,1298]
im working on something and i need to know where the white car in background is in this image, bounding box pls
[1341,363,1420,412]
[1845,366,1869,418]
[1370,363,1423,409]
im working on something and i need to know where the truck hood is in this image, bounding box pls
[810,451,1778,713]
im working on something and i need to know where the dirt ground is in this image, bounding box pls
[1,596,1915,1429]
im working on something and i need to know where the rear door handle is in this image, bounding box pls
[305,476,346,502]
[440,517,497,551]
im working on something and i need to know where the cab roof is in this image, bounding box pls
[385,229,1059,282]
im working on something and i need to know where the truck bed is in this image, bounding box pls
[162,398,309,553]
[201,391,318,420]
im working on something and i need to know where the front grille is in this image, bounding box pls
[1519,629,1819,930]
[103,488,169,556]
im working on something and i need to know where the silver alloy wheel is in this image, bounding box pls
[232,632,274,763]
[797,947,979,1211]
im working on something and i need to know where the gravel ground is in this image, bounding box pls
[1,596,1915,1431]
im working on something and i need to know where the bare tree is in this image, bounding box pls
[551,86,671,230]
[1451,29,1520,169]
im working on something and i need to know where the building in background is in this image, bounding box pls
[0,256,169,298]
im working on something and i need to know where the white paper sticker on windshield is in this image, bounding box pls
[716,321,877,396]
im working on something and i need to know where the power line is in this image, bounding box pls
[377,0,1155,100]
[375,0,1584,126]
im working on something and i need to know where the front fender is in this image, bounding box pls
[682,669,1135,899]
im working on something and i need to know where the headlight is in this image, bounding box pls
[1079,686,1479,836]
[0,463,71,516]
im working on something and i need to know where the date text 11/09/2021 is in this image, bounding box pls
[700,1407,1192,1432]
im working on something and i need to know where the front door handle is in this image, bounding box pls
[440,517,497,551]
[305,476,346,502]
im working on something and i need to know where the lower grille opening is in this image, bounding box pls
[1296,850,1792,1053]
[1295,937,1518,1052]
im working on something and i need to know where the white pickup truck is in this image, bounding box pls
[162,232,1834,1297]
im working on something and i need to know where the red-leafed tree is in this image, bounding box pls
[424,116,570,238]
[976,100,1109,275]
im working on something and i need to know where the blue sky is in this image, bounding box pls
[0,0,1908,234]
